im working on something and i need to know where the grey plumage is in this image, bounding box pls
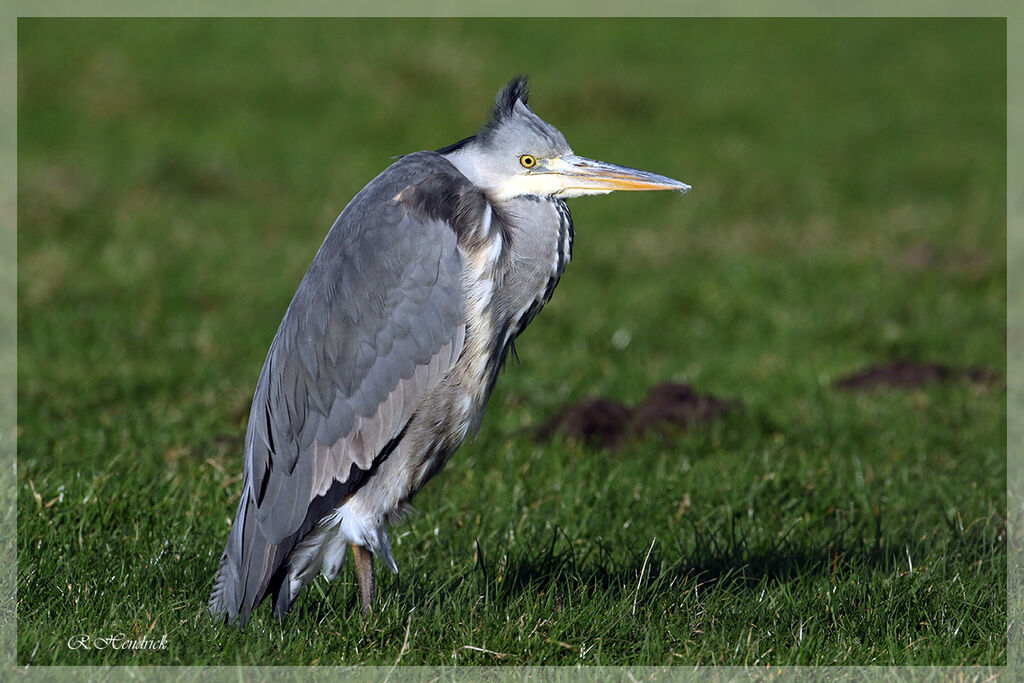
[209,76,689,626]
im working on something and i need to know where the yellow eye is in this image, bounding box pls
[519,154,537,168]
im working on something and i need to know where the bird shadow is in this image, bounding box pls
[396,510,1003,614]
[287,504,1003,626]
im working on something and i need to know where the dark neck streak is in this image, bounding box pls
[483,196,573,391]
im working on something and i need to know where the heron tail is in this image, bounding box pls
[208,491,285,628]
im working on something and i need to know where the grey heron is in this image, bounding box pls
[209,76,689,626]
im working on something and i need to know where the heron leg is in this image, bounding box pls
[351,543,375,615]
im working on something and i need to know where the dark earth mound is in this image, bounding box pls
[535,397,634,451]
[631,382,737,434]
[833,360,997,391]
[536,382,737,451]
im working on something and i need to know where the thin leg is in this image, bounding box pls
[351,543,375,616]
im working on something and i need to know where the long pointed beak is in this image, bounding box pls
[546,155,691,196]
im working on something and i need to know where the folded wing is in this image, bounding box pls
[208,153,474,626]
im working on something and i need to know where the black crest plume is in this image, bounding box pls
[480,75,530,138]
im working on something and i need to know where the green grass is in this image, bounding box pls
[16,18,1005,666]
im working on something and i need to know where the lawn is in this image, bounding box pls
[16,18,1006,666]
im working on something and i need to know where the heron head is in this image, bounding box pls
[440,76,690,202]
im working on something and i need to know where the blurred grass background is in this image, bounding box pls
[17,18,1005,665]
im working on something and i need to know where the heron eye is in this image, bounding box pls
[519,155,537,168]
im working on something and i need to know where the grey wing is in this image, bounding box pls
[208,153,471,626]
